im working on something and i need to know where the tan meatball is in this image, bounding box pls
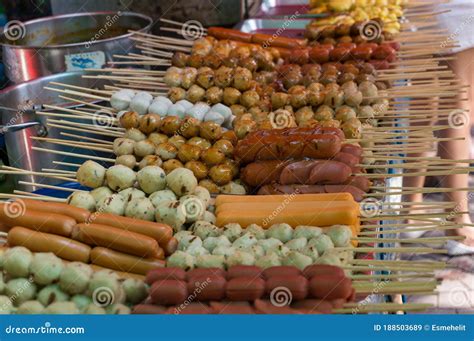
[199,179,220,194]
[341,117,363,139]
[177,144,202,163]
[113,137,135,156]
[160,116,182,136]
[196,67,215,89]
[223,87,242,106]
[229,46,251,60]
[162,159,184,174]
[138,114,161,134]
[199,121,223,141]
[187,54,203,68]
[335,106,357,122]
[233,118,257,139]
[138,155,163,169]
[212,139,234,157]
[119,111,140,129]
[148,132,168,146]
[233,67,253,91]
[289,89,308,109]
[181,67,198,90]
[315,106,334,121]
[155,142,178,160]
[240,90,260,108]
[168,87,186,103]
[116,155,137,169]
[214,66,234,88]
[324,89,344,107]
[186,84,206,103]
[208,164,233,185]
[179,117,201,138]
[185,160,209,180]
[167,135,187,149]
[271,92,289,109]
[187,136,212,150]
[295,106,314,126]
[191,38,213,56]
[134,140,155,158]
[230,104,246,117]
[205,86,224,104]
[201,147,226,166]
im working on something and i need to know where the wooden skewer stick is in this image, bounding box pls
[32,146,114,163]
[44,87,110,101]
[18,181,84,193]
[52,161,81,168]
[0,193,66,202]
[59,132,113,145]
[354,236,464,244]
[359,225,461,236]
[49,82,113,95]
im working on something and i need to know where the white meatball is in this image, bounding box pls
[113,138,135,156]
[110,90,134,111]
[125,198,155,221]
[211,103,233,124]
[76,160,105,189]
[167,103,186,118]
[153,96,173,107]
[186,102,210,121]
[67,192,96,211]
[203,111,225,126]
[106,165,137,191]
[137,166,167,194]
[118,188,146,202]
[130,95,151,115]
[149,189,177,208]
[134,91,153,101]
[90,186,114,204]
[97,194,127,216]
[133,140,155,158]
[115,155,137,169]
[148,101,169,117]
[166,168,198,196]
[124,128,146,142]
[175,100,193,111]
[193,186,211,208]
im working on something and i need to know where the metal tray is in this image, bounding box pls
[235,18,311,38]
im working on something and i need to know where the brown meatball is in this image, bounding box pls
[223,56,239,68]
[209,164,233,185]
[187,54,204,68]
[196,67,215,89]
[185,161,208,180]
[181,67,198,90]
[213,139,234,157]
[233,118,257,139]
[240,90,260,108]
[201,147,226,166]
[162,159,184,174]
[221,158,239,178]
[204,53,222,69]
[160,116,182,136]
[171,52,189,67]
[289,89,308,109]
[230,104,247,117]
[186,84,206,103]
[232,67,253,91]
[138,155,162,169]
[155,142,178,160]
[188,136,212,150]
[271,92,289,109]
[223,87,242,106]
[177,144,202,163]
[199,121,223,141]
[168,87,186,103]
[179,117,200,138]
[282,71,303,90]
[214,66,234,88]
[295,106,314,126]
[167,135,187,149]
[119,111,140,129]
[138,114,161,134]
[239,57,258,73]
[221,130,238,146]
[199,179,220,194]
[147,132,168,146]
[205,86,224,104]
[229,46,251,60]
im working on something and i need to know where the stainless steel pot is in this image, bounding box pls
[0,11,152,83]
[0,72,114,192]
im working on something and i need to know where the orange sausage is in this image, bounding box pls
[90,247,165,276]
[89,213,172,248]
[207,27,253,43]
[0,203,76,237]
[251,33,307,49]
[8,226,90,262]
[163,237,178,256]
[72,223,162,258]
[21,198,90,223]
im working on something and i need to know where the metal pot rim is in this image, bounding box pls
[0,11,153,49]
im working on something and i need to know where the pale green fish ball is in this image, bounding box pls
[122,279,148,305]
[149,190,177,208]
[326,225,352,247]
[202,210,216,224]
[226,251,255,267]
[242,244,265,258]
[315,254,342,266]
[71,295,92,312]
[212,246,236,257]
[255,253,282,269]
[233,233,258,249]
[97,194,127,216]
[0,295,14,314]
[37,284,68,307]
[76,160,105,189]
[67,191,96,212]
[124,128,146,142]
[4,247,32,278]
[90,186,114,204]
[106,165,137,191]
[203,235,231,253]
[245,224,266,240]
[257,238,283,253]
[59,262,93,295]
[174,231,193,243]
[192,221,221,239]
[85,304,106,314]
[218,181,246,195]
[17,300,44,314]
[155,200,186,232]
[118,188,146,202]
[308,235,334,255]
[193,186,211,208]
[30,252,63,286]
[186,245,209,257]
[137,166,167,194]
[282,251,313,270]
[222,223,243,242]
[166,168,198,196]
[266,223,293,243]
[178,235,202,251]
[300,245,319,262]
[106,303,131,315]
[293,225,323,239]
[166,251,195,271]
[93,269,120,281]
[196,255,226,269]
[285,238,308,251]
[125,198,155,221]
[6,278,37,306]
[267,245,290,258]
[44,302,79,314]
[114,285,126,305]
[110,89,133,111]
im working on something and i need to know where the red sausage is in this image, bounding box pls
[333,152,360,169]
[265,275,309,301]
[303,264,346,279]
[289,49,309,65]
[150,280,188,305]
[262,266,302,279]
[241,160,289,187]
[226,277,265,301]
[279,160,319,185]
[351,46,373,61]
[308,161,352,185]
[187,275,226,301]
[207,27,252,43]
[308,275,353,300]
[330,47,351,62]
[186,268,226,281]
[227,266,263,280]
[254,299,303,314]
[309,47,330,64]
[145,267,186,285]
[340,144,363,158]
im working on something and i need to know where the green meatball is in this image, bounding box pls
[245,224,266,240]
[233,233,258,249]
[257,238,283,252]
[222,223,243,242]
[30,252,63,286]
[178,235,202,251]
[44,302,79,314]
[196,255,226,269]
[325,225,352,247]
[285,238,308,251]
[85,304,106,314]
[202,211,217,224]
[0,295,14,314]
[308,235,334,255]
[6,278,37,306]
[17,300,44,314]
[37,284,69,307]
[266,223,293,243]
[293,225,323,239]
[315,254,342,266]
[300,245,319,261]
[282,251,313,270]
[166,168,198,196]
[192,221,221,239]
[4,247,32,278]
[255,253,282,269]
[166,251,195,270]
[202,235,231,252]
[122,279,148,305]
[193,186,211,208]
[242,244,265,258]
[212,246,236,257]
[267,245,290,258]
[174,230,193,242]
[155,200,187,232]
[226,251,255,267]
[59,262,93,295]
[71,295,92,312]
[186,245,209,257]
